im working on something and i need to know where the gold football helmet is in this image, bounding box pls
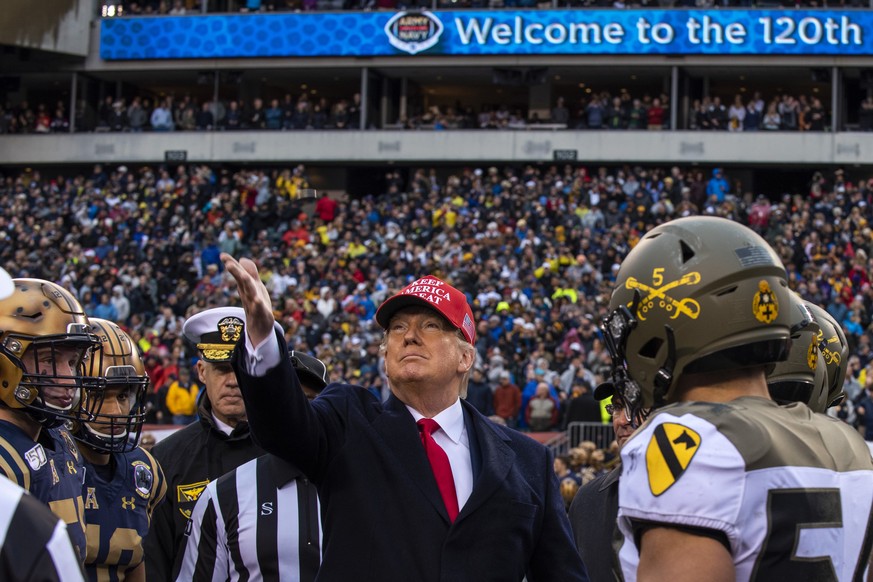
[0,279,98,428]
[76,318,149,453]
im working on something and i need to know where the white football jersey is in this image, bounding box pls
[618,396,873,581]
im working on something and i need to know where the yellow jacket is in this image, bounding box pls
[165,380,200,416]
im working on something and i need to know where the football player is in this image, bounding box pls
[0,278,98,563]
[603,216,873,581]
[805,300,850,410]
[767,294,828,411]
[73,318,166,582]
[767,295,852,417]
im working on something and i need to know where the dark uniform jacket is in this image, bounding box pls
[569,467,623,582]
[232,331,588,582]
[143,395,264,582]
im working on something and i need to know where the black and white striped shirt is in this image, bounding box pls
[176,454,321,582]
[0,476,84,582]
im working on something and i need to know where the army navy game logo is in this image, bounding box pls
[384,11,444,55]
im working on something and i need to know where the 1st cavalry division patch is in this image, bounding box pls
[646,423,701,496]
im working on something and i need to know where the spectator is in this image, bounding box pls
[706,167,729,202]
[108,100,128,131]
[150,98,174,131]
[265,98,283,130]
[604,97,625,130]
[195,101,214,130]
[248,98,267,129]
[761,102,781,130]
[165,366,199,425]
[728,94,746,131]
[779,94,799,130]
[493,370,522,428]
[808,97,826,131]
[110,284,131,323]
[551,96,569,126]
[743,100,761,131]
[50,106,70,133]
[465,367,493,417]
[127,97,148,131]
[627,99,646,130]
[584,96,605,129]
[92,292,119,321]
[856,384,873,440]
[562,381,602,427]
[224,100,243,129]
[646,98,665,130]
[315,191,339,222]
[525,382,560,431]
[705,96,727,130]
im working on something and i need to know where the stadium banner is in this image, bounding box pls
[100,9,871,60]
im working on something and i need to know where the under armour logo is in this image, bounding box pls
[260,502,274,516]
[121,497,136,510]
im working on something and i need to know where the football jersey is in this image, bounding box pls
[618,396,873,582]
[0,421,88,563]
[82,447,166,582]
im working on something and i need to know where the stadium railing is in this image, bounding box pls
[567,421,615,451]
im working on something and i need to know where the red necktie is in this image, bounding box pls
[417,418,459,522]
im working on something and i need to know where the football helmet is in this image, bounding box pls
[767,295,828,412]
[805,301,849,408]
[75,318,148,453]
[604,217,792,414]
[0,279,98,428]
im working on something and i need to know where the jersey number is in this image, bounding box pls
[85,524,143,570]
[752,488,873,581]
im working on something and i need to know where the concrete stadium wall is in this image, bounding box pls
[2,130,871,167]
[0,0,93,57]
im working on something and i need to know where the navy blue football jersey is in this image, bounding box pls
[0,421,87,563]
[82,447,166,582]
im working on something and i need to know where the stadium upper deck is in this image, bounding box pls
[2,1,873,169]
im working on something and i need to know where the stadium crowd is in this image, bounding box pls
[689,92,831,131]
[1,161,872,439]
[1,89,845,134]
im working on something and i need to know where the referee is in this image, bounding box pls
[0,476,85,582]
[174,351,327,582]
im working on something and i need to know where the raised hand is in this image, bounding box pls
[220,253,275,347]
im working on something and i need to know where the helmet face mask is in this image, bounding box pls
[606,217,792,411]
[0,280,98,429]
[74,318,148,453]
[601,304,647,426]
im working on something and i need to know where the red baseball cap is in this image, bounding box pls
[375,275,476,344]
